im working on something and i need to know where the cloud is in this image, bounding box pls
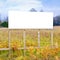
[1,0,60,18]
[0,1,5,8]
[42,6,60,16]
[0,0,42,19]
[0,0,42,11]
[6,0,42,11]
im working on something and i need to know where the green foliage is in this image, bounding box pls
[1,21,8,27]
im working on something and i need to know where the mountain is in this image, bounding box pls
[30,8,37,12]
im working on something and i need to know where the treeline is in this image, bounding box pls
[0,17,8,27]
[0,21,8,27]
[53,16,60,26]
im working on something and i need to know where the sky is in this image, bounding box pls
[0,0,60,20]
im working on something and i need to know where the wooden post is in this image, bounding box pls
[8,29,11,60]
[23,29,26,56]
[51,31,53,48]
[38,30,40,47]
[8,29,11,49]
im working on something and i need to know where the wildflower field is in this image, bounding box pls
[0,26,60,60]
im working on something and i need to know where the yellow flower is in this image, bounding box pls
[15,56,24,60]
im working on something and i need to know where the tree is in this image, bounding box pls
[53,15,60,26]
[1,21,8,27]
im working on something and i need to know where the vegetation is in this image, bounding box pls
[53,16,60,26]
[0,26,60,60]
[0,17,8,28]
[0,21,8,27]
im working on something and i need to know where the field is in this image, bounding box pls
[0,26,60,60]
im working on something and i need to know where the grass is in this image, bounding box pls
[0,50,9,60]
[0,26,60,60]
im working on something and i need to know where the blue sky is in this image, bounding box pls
[0,0,60,20]
[42,0,60,16]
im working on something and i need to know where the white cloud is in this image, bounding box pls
[0,0,42,19]
[7,0,42,11]
[0,1,5,8]
[0,0,42,11]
